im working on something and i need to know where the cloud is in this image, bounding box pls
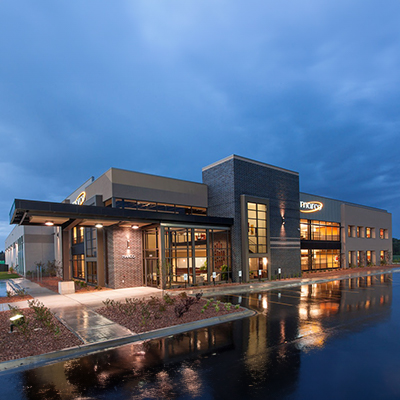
[1,0,400,247]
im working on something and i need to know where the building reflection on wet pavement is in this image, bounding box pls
[0,273,398,400]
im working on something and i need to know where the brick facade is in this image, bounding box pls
[106,226,143,289]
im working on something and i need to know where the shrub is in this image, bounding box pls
[163,293,175,305]
[102,298,116,308]
[174,297,196,318]
[28,299,60,336]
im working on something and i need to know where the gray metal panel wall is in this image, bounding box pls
[300,193,342,222]
[86,168,208,208]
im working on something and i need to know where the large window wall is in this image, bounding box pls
[300,219,340,241]
[246,200,269,279]
[105,198,207,216]
[163,225,231,287]
[301,249,340,271]
[247,202,267,254]
[300,219,341,271]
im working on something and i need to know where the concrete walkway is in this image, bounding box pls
[1,279,163,344]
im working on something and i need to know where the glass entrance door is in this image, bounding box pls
[144,258,159,287]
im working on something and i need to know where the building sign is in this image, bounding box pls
[300,201,323,213]
[122,254,136,259]
[73,191,86,205]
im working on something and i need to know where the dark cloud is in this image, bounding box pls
[1,0,400,247]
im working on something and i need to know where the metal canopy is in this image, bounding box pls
[9,199,233,229]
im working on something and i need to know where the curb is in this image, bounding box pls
[0,308,255,375]
[168,267,400,297]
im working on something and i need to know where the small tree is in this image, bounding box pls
[46,260,62,277]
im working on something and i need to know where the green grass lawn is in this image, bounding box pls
[0,271,20,280]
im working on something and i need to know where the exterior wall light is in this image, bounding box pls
[281,217,285,225]
[132,225,139,229]
[95,223,103,228]
[45,221,54,226]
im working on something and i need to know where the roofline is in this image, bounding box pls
[202,155,299,176]
[105,167,206,187]
[64,176,95,201]
[300,192,390,213]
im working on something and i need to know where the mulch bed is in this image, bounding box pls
[97,295,243,334]
[0,309,83,363]
[0,295,243,364]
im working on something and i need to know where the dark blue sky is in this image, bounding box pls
[1,1,400,247]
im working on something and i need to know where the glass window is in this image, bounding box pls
[380,229,384,239]
[73,226,84,244]
[302,220,340,241]
[87,262,97,284]
[366,227,371,238]
[192,207,207,216]
[85,228,97,257]
[300,219,309,240]
[164,226,231,287]
[302,249,340,271]
[72,254,85,279]
[247,202,268,254]
[124,200,137,210]
[137,201,157,211]
[249,257,268,279]
[366,251,372,264]
[157,203,175,213]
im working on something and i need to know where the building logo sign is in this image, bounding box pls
[73,191,86,205]
[122,254,136,259]
[300,201,323,213]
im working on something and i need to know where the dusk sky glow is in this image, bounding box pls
[1,1,400,248]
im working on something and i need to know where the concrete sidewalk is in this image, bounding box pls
[1,279,163,344]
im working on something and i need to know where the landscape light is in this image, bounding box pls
[9,314,24,333]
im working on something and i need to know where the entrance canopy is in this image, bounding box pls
[9,199,233,230]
